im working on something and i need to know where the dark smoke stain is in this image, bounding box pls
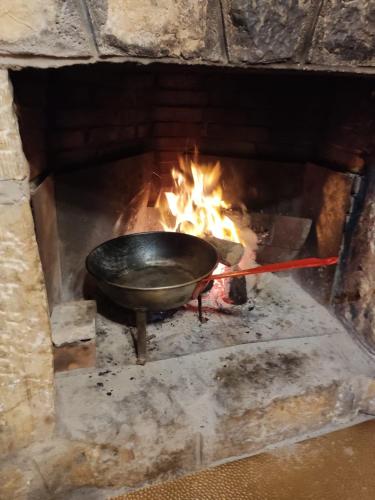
[216,351,307,390]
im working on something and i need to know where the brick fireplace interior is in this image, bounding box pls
[5,62,375,497]
[11,64,374,313]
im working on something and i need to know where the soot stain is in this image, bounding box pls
[216,351,307,390]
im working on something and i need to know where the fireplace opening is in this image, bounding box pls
[7,61,375,492]
[10,63,374,370]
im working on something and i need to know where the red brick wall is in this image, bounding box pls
[46,65,154,169]
[318,84,374,173]
[151,70,328,170]
[12,65,154,175]
[11,64,374,182]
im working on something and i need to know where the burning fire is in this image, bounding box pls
[157,152,240,243]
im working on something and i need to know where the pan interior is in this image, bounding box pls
[87,232,218,290]
[117,263,195,288]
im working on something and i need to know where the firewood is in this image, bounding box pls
[204,235,245,267]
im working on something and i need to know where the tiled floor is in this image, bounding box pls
[114,420,375,500]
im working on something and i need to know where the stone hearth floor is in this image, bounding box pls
[51,274,375,497]
[94,273,346,366]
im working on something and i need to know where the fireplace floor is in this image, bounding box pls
[52,274,375,494]
[95,273,345,366]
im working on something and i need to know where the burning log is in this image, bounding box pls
[204,235,245,267]
[204,236,248,305]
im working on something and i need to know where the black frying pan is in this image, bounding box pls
[86,231,338,364]
[86,231,219,312]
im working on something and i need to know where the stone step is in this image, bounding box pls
[51,330,375,493]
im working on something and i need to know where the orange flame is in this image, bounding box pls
[157,152,240,243]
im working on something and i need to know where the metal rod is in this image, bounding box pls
[198,294,203,323]
[135,310,147,365]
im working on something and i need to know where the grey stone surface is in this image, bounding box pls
[0,0,93,58]
[86,0,225,61]
[221,0,316,63]
[95,274,347,367]
[54,153,152,302]
[52,300,97,346]
[310,0,375,66]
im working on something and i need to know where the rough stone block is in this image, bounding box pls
[0,0,93,58]
[310,0,375,66]
[86,0,225,61]
[0,202,54,455]
[0,71,29,181]
[221,0,316,63]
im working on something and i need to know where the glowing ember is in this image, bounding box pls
[157,151,240,243]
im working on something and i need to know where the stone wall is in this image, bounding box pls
[0,1,374,72]
[0,70,54,455]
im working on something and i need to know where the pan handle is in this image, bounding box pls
[211,256,339,280]
[192,256,338,299]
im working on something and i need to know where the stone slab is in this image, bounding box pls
[0,0,93,58]
[51,300,97,346]
[86,0,225,61]
[0,70,29,181]
[0,202,54,455]
[54,331,375,490]
[221,0,316,63]
[310,0,375,67]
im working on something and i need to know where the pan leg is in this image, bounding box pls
[135,310,147,365]
[198,294,203,323]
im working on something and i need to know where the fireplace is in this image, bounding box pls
[11,63,374,333]
[0,1,375,498]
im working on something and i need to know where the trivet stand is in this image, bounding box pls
[134,294,204,365]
